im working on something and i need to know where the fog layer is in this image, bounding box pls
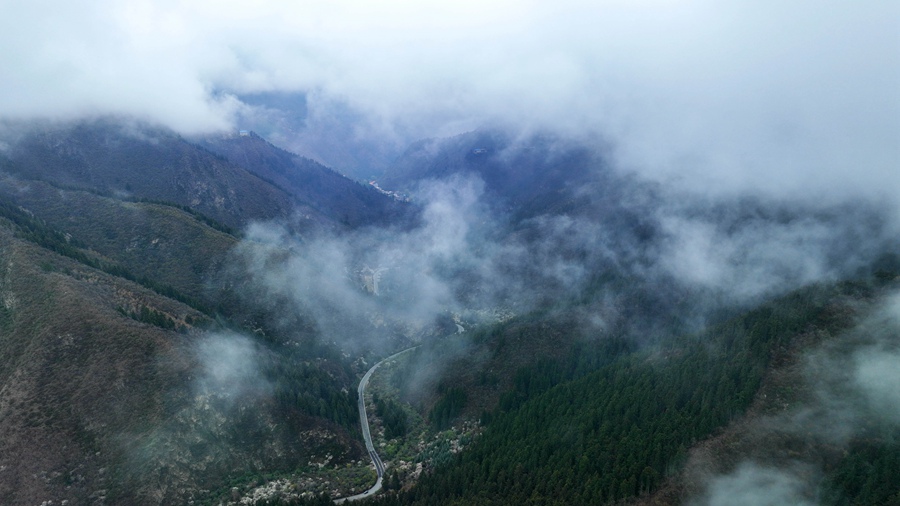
[1,1,896,208]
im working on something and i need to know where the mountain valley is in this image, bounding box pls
[0,115,896,505]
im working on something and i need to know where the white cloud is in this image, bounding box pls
[850,291,900,425]
[655,200,888,301]
[194,331,271,400]
[692,462,816,506]
[0,0,896,204]
[853,349,900,425]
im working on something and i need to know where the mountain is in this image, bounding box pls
[380,130,622,221]
[0,118,414,310]
[0,177,237,303]
[347,130,900,506]
[0,120,419,505]
[1,119,408,232]
[2,120,291,231]
[232,91,404,181]
[0,211,367,504]
[196,131,410,229]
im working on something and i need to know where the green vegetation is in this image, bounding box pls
[3,176,238,236]
[265,494,335,506]
[0,177,240,302]
[2,122,895,505]
[0,191,363,504]
[3,121,300,230]
[197,133,409,229]
[372,280,872,505]
[428,387,467,431]
[823,437,900,506]
[117,305,178,330]
[0,196,213,313]
[0,123,403,505]
[127,196,239,236]
[374,393,411,439]
[269,352,359,432]
[363,351,484,492]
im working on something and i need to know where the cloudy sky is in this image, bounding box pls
[1,0,897,202]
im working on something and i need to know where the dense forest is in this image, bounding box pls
[366,273,899,505]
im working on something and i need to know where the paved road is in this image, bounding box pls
[334,346,419,503]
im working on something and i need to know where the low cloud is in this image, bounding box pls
[847,291,900,426]
[229,172,646,351]
[691,462,817,506]
[655,199,893,302]
[803,290,900,437]
[192,331,272,402]
[852,348,900,426]
[231,175,489,350]
[225,130,897,353]
[0,1,896,214]
[688,288,900,504]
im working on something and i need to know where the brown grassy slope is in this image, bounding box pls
[4,120,302,231]
[0,221,204,505]
[0,176,238,301]
[0,222,359,505]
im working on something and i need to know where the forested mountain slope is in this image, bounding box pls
[197,132,410,229]
[381,131,617,222]
[370,270,900,505]
[1,120,293,230]
[0,121,420,504]
[0,198,370,505]
[1,119,407,232]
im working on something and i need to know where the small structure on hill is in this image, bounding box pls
[360,265,388,296]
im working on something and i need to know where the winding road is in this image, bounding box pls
[334,346,419,503]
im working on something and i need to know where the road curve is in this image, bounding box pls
[334,346,419,503]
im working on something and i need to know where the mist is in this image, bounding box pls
[810,290,900,433]
[229,174,558,351]
[655,197,896,302]
[686,288,900,505]
[2,4,897,504]
[0,1,896,208]
[2,1,894,317]
[691,462,817,506]
[192,331,272,403]
[222,137,896,359]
